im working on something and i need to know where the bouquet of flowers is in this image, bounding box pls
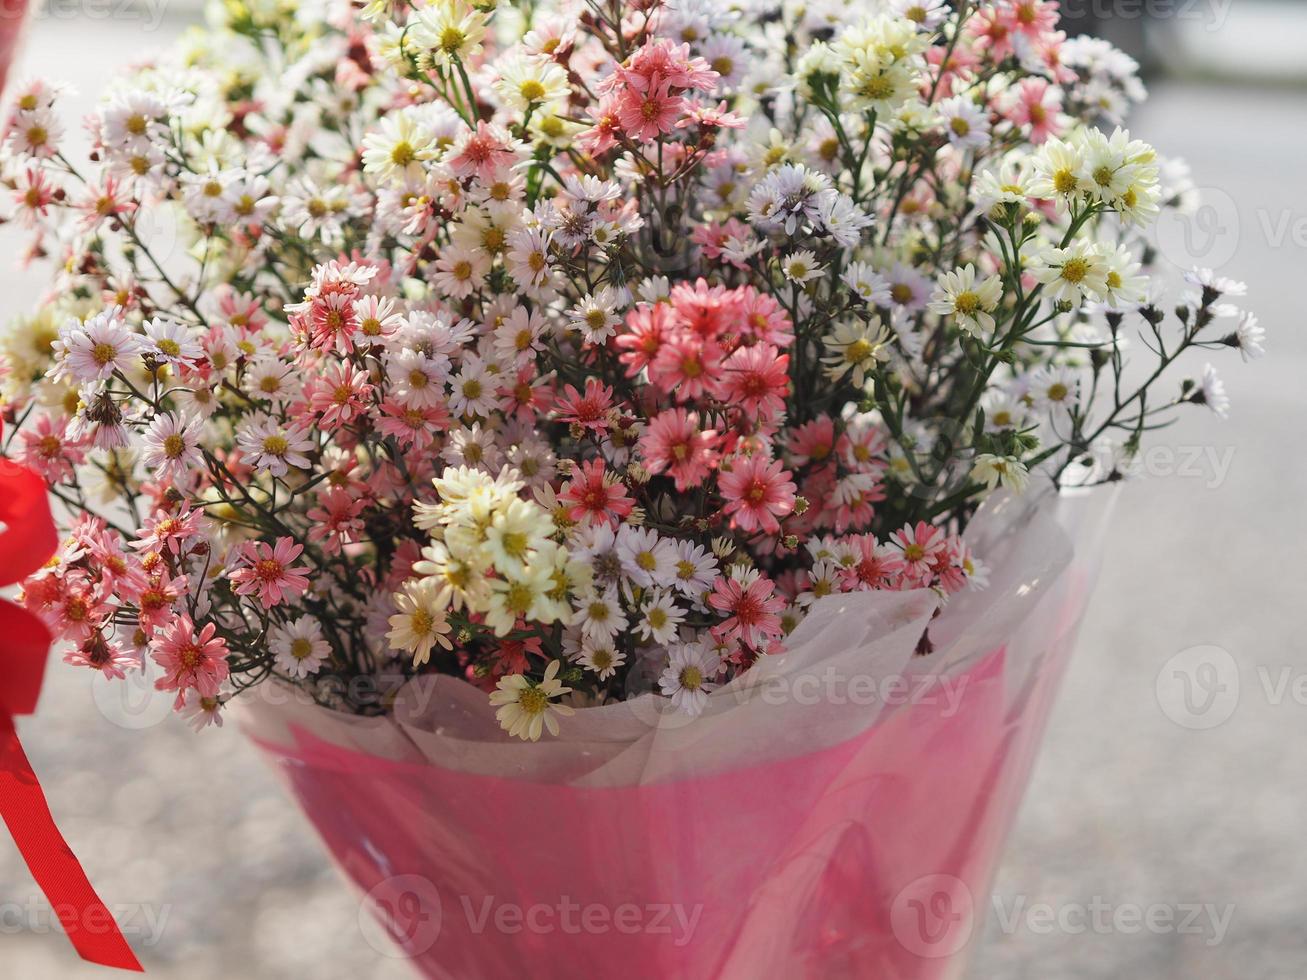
[0,0,1260,974]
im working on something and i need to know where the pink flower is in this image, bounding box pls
[888,521,949,581]
[553,378,615,435]
[448,121,519,184]
[559,459,634,528]
[1005,77,1063,144]
[306,487,366,556]
[639,408,719,491]
[787,417,836,466]
[229,537,312,607]
[615,80,684,142]
[649,333,722,402]
[133,507,208,557]
[306,292,360,354]
[134,571,189,634]
[840,535,905,591]
[17,413,86,482]
[151,614,230,709]
[708,572,785,649]
[715,344,789,421]
[308,360,374,428]
[377,399,447,450]
[718,454,797,536]
[615,304,673,377]
[64,632,139,679]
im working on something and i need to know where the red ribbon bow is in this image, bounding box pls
[0,453,143,971]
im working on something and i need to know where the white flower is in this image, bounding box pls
[782,249,823,284]
[938,95,990,150]
[244,355,297,405]
[577,638,626,680]
[140,412,205,483]
[842,262,892,306]
[670,539,718,602]
[1031,241,1108,305]
[236,414,315,476]
[387,579,454,667]
[617,525,678,589]
[658,642,722,717]
[270,617,332,678]
[1229,312,1265,362]
[636,589,685,645]
[54,308,143,382]
[821,319,891,387]
[970,454,1030,494]
[567,289,624,344]
[144,317,202,368]
[1193,363,1229,418]
[575,586,628,642]
[486,497,555,578]
[361,111,439,182]
[489,660,575,740]
[493,54,570,112]
[1028,365,1080,415]
[928,264,1004,336]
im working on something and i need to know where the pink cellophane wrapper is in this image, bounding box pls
[235,487,1114,979]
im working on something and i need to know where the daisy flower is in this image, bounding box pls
[140,412,205,484]
[938,95,990,151]
[236,415,315,476]
[63,632,138,679]
[888,521,948,580]
[708,570,785,648]
[637,589,685,645]
[270,617,332,678]
[928,264,1004,336]
[1191,363,1229,418]
[1225,312,1265,362]
[639,408,718,491]
[1031,241,1108,305]
[560,459,635,528]
[54,307,142,382]
[578,638,626,681]
[575,586,628,641]
[229,537,312,608]
[782,249,823,284]
[718,454,797,536]
[151,614,230,709]
[489,660,574,740]
[617,525,678,589]
[821,320,892,387]
[143,317,202,368]
[970,454,1031,493]
[658,642,722,717]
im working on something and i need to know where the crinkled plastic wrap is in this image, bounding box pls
[235,488,1114,979]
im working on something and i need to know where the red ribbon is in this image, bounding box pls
[0,453,144,971]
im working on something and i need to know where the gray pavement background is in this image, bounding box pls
[1,11,1303,980]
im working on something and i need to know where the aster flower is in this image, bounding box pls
[229,537,312,608]
[270,617,332,678]
[658,642,722,717]
[489,660,574,741]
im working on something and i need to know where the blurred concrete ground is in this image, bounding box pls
[1,9,1305,980]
